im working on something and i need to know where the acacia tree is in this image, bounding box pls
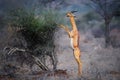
[85,0,120,47]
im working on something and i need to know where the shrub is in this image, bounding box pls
[4,8,65,70]
[6,8,65,46]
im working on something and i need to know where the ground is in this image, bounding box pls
[0,28,120,80]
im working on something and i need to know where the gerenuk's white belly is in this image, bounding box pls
[70,38,74,49]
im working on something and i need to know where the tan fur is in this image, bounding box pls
[60,12,82,75]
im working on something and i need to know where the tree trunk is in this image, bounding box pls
[105,20,111,47]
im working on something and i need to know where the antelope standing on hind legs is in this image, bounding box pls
[60,11,82,75]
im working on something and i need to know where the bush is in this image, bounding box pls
[4,8,65,70]
[5,8,65,46]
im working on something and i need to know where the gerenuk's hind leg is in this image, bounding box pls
[73,47,82,75]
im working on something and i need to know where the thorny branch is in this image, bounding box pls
[3,46,49,71]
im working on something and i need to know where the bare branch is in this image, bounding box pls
[32,55,49,71]
[3,46,49,71]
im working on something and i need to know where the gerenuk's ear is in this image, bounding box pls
[71,10,77,13]
[71,11,77,17]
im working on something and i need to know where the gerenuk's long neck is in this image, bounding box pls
[69,16,78,31]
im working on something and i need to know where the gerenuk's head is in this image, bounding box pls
[66,11,77,17]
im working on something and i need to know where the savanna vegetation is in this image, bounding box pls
[0,0,120,80]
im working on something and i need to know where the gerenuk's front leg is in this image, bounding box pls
[59,25,72,38]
